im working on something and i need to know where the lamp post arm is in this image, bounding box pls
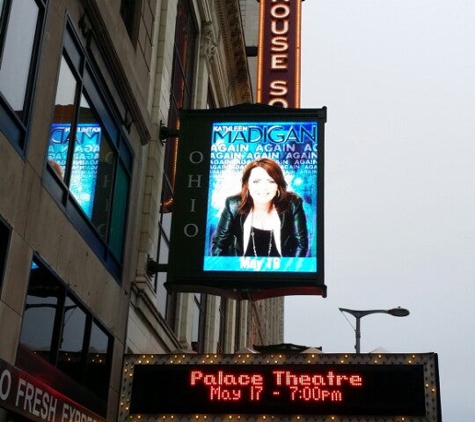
[339,307,410,354]
[339,308,392,319]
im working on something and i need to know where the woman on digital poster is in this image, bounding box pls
[211,158,308,258]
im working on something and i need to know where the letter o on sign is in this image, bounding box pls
[189,151,204,164]
[0,369,12,400]
[184,224,199,238]
[269,98,289,108]
[271,5,290,19]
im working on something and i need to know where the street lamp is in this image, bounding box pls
[339,307,410,353]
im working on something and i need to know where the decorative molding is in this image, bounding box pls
[216,0,253,103]
[200,21,217,59]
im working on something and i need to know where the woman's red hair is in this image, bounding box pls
[238,158,290,215]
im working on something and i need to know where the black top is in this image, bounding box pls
[244,227,281,257]
[211,193,308,257]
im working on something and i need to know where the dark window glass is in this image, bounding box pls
[19,257,113,409]
[109,162,129,259]
[57,296,87,384]
[217,298,227,353]
[86,322,112,398]
[235,300,242,352]
[191,294,206,353]
[155,211,171,314]
[0,218,9,288]
[120,0,142,41]
[20,263,62,362]
[0,0,45,152]
[45,26,132,279]
[90,131,115,240]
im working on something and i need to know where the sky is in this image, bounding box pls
[284,1,475,420]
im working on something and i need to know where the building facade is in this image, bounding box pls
[0,1,283,422]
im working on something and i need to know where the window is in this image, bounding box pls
[217,298,227,353]
[0,0,10,55]
[45,25,132,279]
[156,0,197,322]
[18,256,113,415]
[0,0,46,153]
[155,209,171,313]
[120,0,142,41]
[0,217,10,290]
[191,293,206,353]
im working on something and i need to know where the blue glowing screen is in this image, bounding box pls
[203,121,318,273]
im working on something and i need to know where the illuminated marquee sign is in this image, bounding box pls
[257,0,302,107]
[166,104,326,300]
[120,353,442,421]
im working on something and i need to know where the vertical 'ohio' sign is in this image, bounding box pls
[257,0,302,108]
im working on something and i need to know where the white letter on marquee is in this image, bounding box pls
[0,369,11,400]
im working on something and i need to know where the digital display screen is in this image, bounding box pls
[204,121,318,274]
[166,105,326,299]
[129,363,426,416]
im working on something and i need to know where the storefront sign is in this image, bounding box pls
[0,358,106,422]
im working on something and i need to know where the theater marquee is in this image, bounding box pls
[257,0,303,108]
[120,353,442,421]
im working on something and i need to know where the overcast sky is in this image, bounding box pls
[284,1,475,420]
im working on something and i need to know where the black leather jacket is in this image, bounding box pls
[211,194,308,257]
